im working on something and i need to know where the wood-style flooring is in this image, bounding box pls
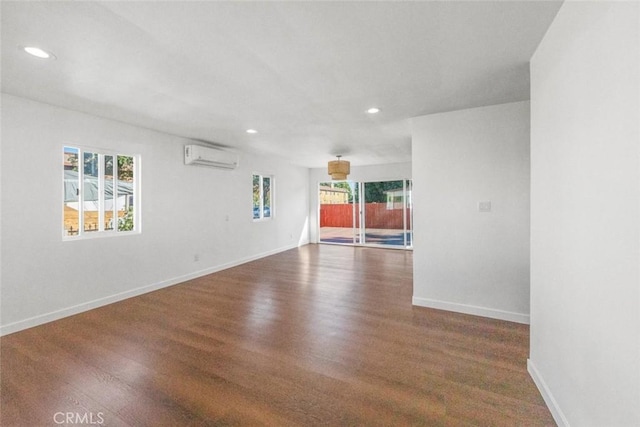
[0,244,555,426]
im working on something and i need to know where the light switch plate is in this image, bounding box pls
[478,201,492,212]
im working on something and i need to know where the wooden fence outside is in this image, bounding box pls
[320,203,410,229]
[64,206,125,235]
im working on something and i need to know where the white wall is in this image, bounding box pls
[529,2,640,426]
[308,162,412,243]
[0,94,310,335]
[411,101,531,323]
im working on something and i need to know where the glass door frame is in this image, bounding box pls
[318,180,360,245]
[359,180,413,249]
[318,179,412,250]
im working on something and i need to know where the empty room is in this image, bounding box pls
[1,1,638,426]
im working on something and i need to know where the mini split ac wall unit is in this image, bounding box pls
[184,144,239,170]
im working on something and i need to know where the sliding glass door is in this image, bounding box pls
[319,179,412,249]
[319,181,359,244]
[405,180,413,247]
[362,180,411,248]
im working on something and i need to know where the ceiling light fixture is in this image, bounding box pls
[367,107,380,114]
[246,129,258,134]
[328,155,350,180]
[23,46,55,59]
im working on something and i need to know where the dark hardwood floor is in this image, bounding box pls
[1,244,554,426]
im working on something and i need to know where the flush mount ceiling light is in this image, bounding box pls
[246,129,258,134]
[327,155,350,180]
[366,107,380,114]
[22,46,55,60]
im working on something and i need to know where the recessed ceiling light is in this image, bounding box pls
[367,107,380,114]
[23,46,55,59]
[246,129,258,134]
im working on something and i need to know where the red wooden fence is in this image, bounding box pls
[320,203,410,229]
[320,204,356,228]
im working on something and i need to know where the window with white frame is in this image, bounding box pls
[63,146,139,238]
[252,174,272,220]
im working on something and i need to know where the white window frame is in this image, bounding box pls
[252,173,274,221]
[63,145,141,240]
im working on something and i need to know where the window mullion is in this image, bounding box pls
[114,155,119,231]
[130,157,134,230]
[78,148,84,236]
[114,156,119,231]
[98,154,105,232]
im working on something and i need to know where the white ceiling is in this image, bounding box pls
[1,1,562,168]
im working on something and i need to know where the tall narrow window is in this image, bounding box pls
[83,151,99,232]
[104,155,115,231]
[252,174,273,220]
[117,155,135,231]
[63,146,139,238]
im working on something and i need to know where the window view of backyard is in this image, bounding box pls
[319,180,412,248]
[63,146,137,238]
[253,174,272,220]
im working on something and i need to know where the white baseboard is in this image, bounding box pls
[0,243,303,337]
[528,359,570,427]
[412,296,530,324]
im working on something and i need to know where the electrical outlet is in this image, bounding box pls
[194,254,200,262]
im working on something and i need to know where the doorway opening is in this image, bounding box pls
[318,180,412,249]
